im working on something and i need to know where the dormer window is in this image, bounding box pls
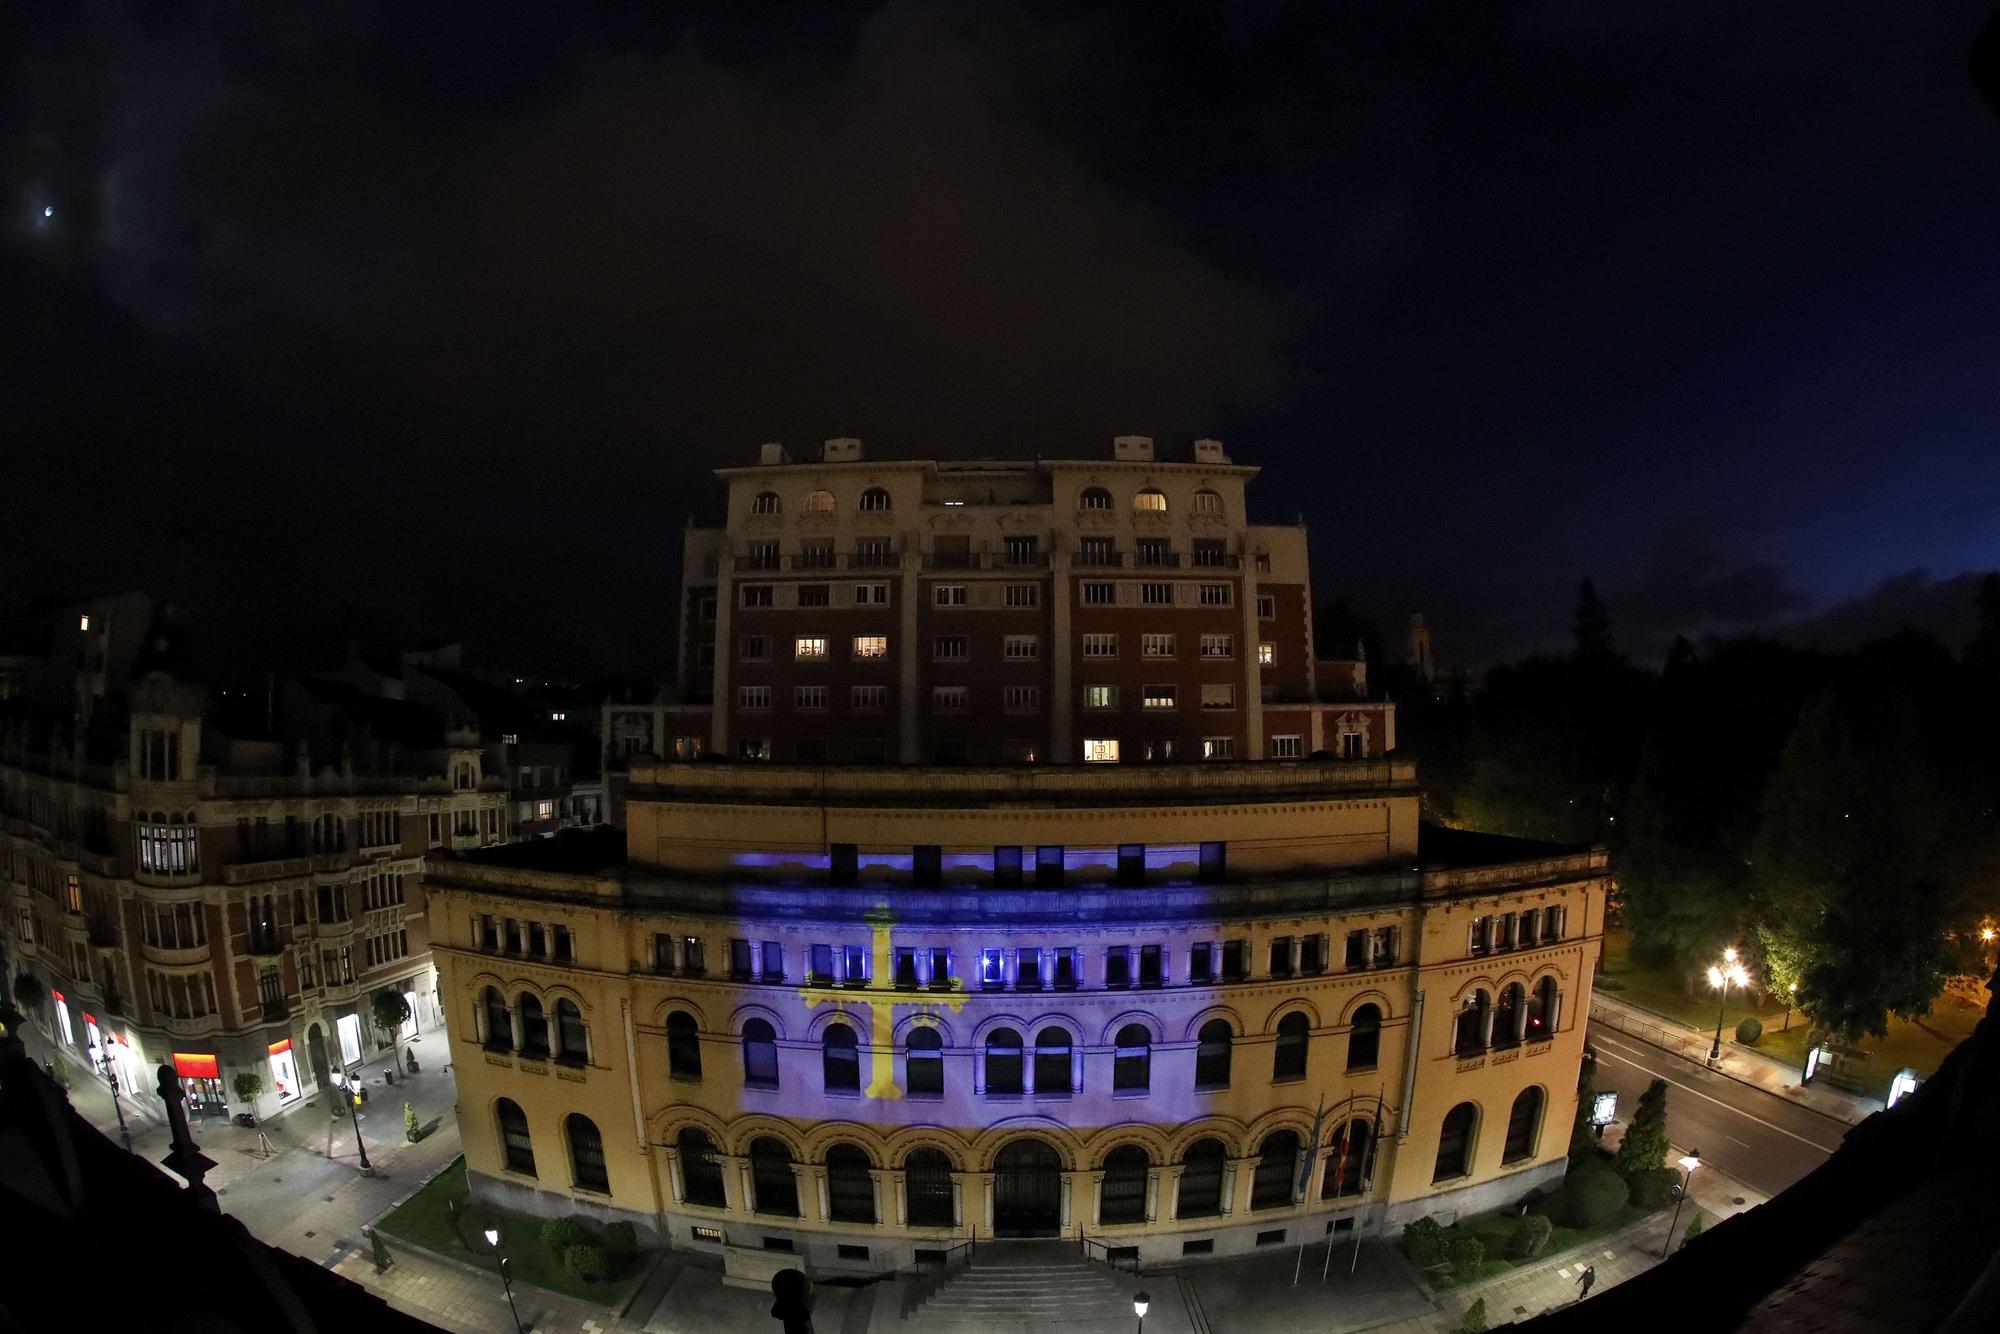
[1192,488,1223,515]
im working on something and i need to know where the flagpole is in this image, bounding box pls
[1322,1107,1353,1284]
[1351,1088,1385,1275]
[1294,1095,1325,1286]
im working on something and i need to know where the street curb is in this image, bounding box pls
[1589,999,1872,1128]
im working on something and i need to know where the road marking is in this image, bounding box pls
[1591,1033,1844,1152]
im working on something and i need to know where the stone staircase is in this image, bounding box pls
[911,1241,1139,1328]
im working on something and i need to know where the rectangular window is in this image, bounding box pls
[1199,583,1232,606]
[933,585,967,608]
[798,541,835,569]
[1256,595,1275,619]
[1259,641,1276,666]
[842,944,869,984]
[700,597,718,622]
[1192,539,1227,567]
[1143,738,1178,761]
[730,938,754,979]
[1081,633,1117,658]
[1083,684,1118,710]
[1142,582,1174,606]
[1003,634,1039,661]
[1017,947,1043,989]
[1117,844,1145,885]
[1202,736,1235,759]
[932,635,968,662]
[1004,583,1040,608]
[737,737,772,760]
[1004,536,1041,565]
[653,932,676,972]
[1139,943,1163,987]
[741,584,774,608]
[1199,841,1227,883]
[738,685,771,711]
[912,845,942,886]
[856,537,893,566]
[1269,937,1295,978]
[1136,538,1172,567]
[1083,738,1120,763]
[794,636,828,660]
[760,941,784,982]
[933,686,969,712]
[1201,684,1235,710]
[830,844,858,886]
[852,634,888,659]
[1052,947,1078,989]
[1200,633,1233,659]
[1081,581,1114,606]
[1104,946,1131,988]
[852,685,888,710]
[1003,686,1039,712]
[1271,735,1304,759]
[810,944,835,984]
[683,937,706,975]
[980,948,1005,987]
[796,583,831,607]
[1341,732,1364,759]
[1221,939,1247,982]
[1300,934,1325,974]
[1036,846,1066,887]
[795,686,828,711]
[1189,942,1215,984]
[993,846,1023,886]
[1141,633,1175,658]
[1142,685,1177,710]
[746,541,780,569]
[1077,536,1114,565]
[854,582,890,605]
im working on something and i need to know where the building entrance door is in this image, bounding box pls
[268,1040,301,1105]
[992,1138,1063,1237]
[306,1024,330,1091]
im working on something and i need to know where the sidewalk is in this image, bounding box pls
[1591,992,1881,1124]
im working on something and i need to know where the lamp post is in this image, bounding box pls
[1781,981,1797,1033]
[336,1070,372,1173]
[1133,1290,1150,1334]
[95,1041,132,1150]
[1706,949,1750,1066]
[1661,1151,1701,1258]
[484,1227,527,1334]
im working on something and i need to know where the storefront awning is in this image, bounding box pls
[50,990,64,1004]
[173,1053,219,1080]
[267,1038,292,1056]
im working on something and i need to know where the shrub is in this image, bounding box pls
[1508,1213,1554,1260]
[1569,1063,1600,1165]
[1443,1233,1486,1279]
[1612,1078,1670,1181]
[370,989,412,1042]
[1684,1214,1704,1247]
[403,1102,420,1141]
[542,1217,587,1255]
[1564,1165,1627,1229]
[602,1220,638,1262]
[1402,1217,1449,1269]
[1628,1166,1680,1209]
[11,972,45,1013]
[1735,1016,1763,1046]
[1460,1295,1490,1332]
[368,1229,392,1272]
[564,1242,607,1282]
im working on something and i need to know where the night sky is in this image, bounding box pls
[5,2,1998,679]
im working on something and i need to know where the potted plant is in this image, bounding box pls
[403,1101,420,1142]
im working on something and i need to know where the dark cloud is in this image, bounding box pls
[1609,536,1809,654]
[1774,570,1991,654]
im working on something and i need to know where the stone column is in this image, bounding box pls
[891,1169,909,1226]
[1144,1168,1160,1224]
[803,1164,827,1224]
[1060,1172,1075,1231]
[721,1154,749,1213]
[976,1172,994,1234]
[662,1146,686,1204]
[509,1004,525,1052]
[1513,997,1530,1044]
[1087,1170,1106,1228]
[1159,1164,1185,1223]
[869,1169,888,1228]
[1227,1156,1256,1215]
[1479,1000,1496,1050]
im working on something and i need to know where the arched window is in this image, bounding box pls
[751,491,781,515]
[822,1022,860,1092]
[1079,486,1112,510]
[906,1026,944,1096]
[750,1136,798,1216]
[1177,1138,1227,1218]
[806,489,836,513]
[678,1127,726,1207]
[517,993,548,1059]
[1503,1087,1544,1163]
[1453,991,1490,1056]
[481,987,511,1051]
[566,1113,609,1193]
[1273,1011,1310,1081]
[1033,1026,1071,1098]
[1321,1118,1374,1199]
[1251,1129,1300,1209]
[667,1011,702,1080]
[1434,1102,1477,1182]
[985,1027,1023,1095]
[1194,1019,1232,1089]
[1192,488,1223,515]
[1099,1145,1150,1225]
[743,1018,779,1088]
[1528,976,1560,1041]
[905,1147,956,1228]
[1113,1024,1151,1092]
[496,1098,535,1176]
[1347,1004,1382,1071]
[859,487,892,512]
[826,1143,876,1223]
[1133,488,1168,512]
[554,999,587,1066]
[1494,983,1525,1048]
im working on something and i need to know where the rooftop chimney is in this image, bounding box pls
[1192,437,1230,463]
[757,442,792,466]
[1112,434,1155,462]
[820,437,864,463]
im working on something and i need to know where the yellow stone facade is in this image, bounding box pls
[427,759,1605,1272]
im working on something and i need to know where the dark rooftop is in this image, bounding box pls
[1417,823,1587,869]
[443,824,626,874]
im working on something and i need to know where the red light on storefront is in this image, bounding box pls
[50,991,64,1003]
[173,1053,220,1080]
[268,1039,292,1056]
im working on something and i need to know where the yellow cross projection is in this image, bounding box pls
[797,905,967,1099]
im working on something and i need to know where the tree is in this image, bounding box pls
[1569,1062,1600,1165]
[11,972,46,1013]
[1573,578,1614,661]
[1612,1078,1669,1182]
[370,989,412,1045]
[232,1070,264,1117]
[1460,1296,1490,1332]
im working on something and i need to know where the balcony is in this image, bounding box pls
[246,932,286,957]
[1133,551,1182,569]
[141,939,211,967]
[223,854,313,885]
[1190,553,1242,569]
[310,852,351,875]
[922,551,1051,571]
[1072,549,1123,567]
[79,847,119,877]
[260,998,289,1023]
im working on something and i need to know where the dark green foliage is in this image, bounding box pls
[1460,1295,1490,1332]
[370,989,412,1041]
[403,1101,420,1140]
[232,1071,264,1108]
[1627,1167,1680,1209]
[1570,1063,1600,1165]
[1564,1166,1627,1228]
[602,1220,637,1261]
[542,1217,587,1254]
[1402,1217,1449,1268]
[368,1229,391,1272]
[1735,1016,1763,1046]
[1509,1214,1554,1260]
[1684,1214,1704,1247]
[563,1242,606,1282]
[1612,1078,1669,1181]
[1443,1233,1486,1279]
[1573,579,1613,661]
[11,972,45,1012]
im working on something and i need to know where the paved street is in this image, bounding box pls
[1587,1021,1847,1197]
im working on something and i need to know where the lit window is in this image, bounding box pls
[1082,633,1117,658]
[807,490,835,512]
[1003,635,1039,661]
[1259,642,1275,666]
[1083,685,1119,710]
[1271,735,1304,759]
[933,686,969,712]
[79,614,91,632]
[1084,738,1121,763]
[795,637,828,660]
[1200,634,1233,659]
[1142,685,1177,710]
[1202,737,1235,760]
[1141,634,1176,659]
[738,738,772,761]
[852,635,888,659]
[933,585,967,608]
[1134,489,1168,512]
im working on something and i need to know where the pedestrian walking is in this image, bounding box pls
[1577,1265,1597,1301]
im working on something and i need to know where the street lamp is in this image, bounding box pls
[94,1041,132,1151]
[1705,951,1750,1065]
[484,1226,527,1334]
[1661,1150,1701,1258]
[1133,1290,1150,1334]
[1781,981,1798,1032]
[335,1070,372,1173]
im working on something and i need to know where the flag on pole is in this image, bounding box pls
[1297,1097,1327,1201]
[1329,1119,1352,1198]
